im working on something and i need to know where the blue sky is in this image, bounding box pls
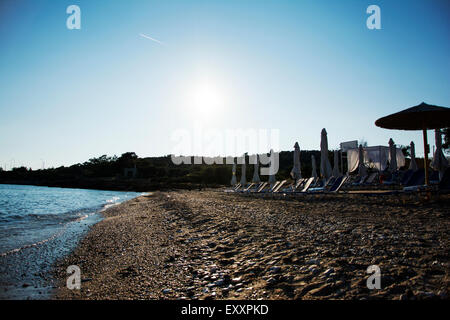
[0,0,449,169]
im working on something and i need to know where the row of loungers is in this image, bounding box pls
[230,175,349,196]
[227,167,450,197]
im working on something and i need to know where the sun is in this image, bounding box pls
[191,82,223,116]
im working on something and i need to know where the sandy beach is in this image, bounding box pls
[54,190,449,300]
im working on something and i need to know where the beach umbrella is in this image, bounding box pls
[290,142,302,181]
[230,161,237,186]
[240,156,247,186]
[375,102,450,185]
[268,149,277,187]
[332,150,340,177]
[409,141,418,172]
[358,145,367,177]
[431,129,448,180]
[320,128,332,179]
[388,138,397,173]
[311,155,318,179]
[252,154,261,183]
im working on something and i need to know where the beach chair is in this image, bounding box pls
[310,177,321,188]
[233,183,242,191]
[268,181,280,192]
[403,169,425,187]
[243,182,255,192]
[439,168,450,191]
[429,170,440,184]
[308,175,347,194]
[285,178,305,192]
[294,178,306,190]
[272,180,287,193]
[330,175,348,192]
[364,172,378,185]
[352,174,368,186]
[293,177,315,193]
[400,170,414,185]
[256,182,268,193]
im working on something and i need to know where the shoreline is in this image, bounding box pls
[0,188,141,300]
[54,190,449,300]
[0,180,222,193]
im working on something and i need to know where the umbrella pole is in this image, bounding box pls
[423,128,429,186]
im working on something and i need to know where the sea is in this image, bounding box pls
[0,184,141,299]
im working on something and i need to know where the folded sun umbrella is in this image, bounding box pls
[240,156,247,186]
[268,149,277,187]
[388,138,398,173]
[431,129,449,181]
[409,141,418,172]
[252,154,261,183]
[358,145,367,177]
[230,161,237,186]
[320,128,332,180]
[375,102,450,185]
[290,142,302,182]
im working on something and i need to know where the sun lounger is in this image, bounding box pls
[404,169,425,187]
[268,181,280,192]
[429,170,440,184]
[272,180,287,193]
[364,172,378,185]
[308,175,348,193]
[439,168,450,190]
[400,170,414,185]
[352,174,368,186]
[290,177,315,193]
[256,182,268,193]
[243,182,255,192]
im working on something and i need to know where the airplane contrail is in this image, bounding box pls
[139,33,164,45]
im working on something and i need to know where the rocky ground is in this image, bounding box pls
[55,190,450,300]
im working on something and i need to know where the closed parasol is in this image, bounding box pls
[290,142,302,182]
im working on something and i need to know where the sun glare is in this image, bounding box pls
[191,82,223,116]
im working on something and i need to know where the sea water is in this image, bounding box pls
[0,184,140,299]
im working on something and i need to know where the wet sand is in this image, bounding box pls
[55,190,450,300]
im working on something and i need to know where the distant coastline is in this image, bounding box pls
[0,179,222,192]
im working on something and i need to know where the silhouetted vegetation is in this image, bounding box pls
[0,150,331,191]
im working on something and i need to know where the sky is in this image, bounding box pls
[0,0,449,169]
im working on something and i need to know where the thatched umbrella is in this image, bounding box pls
[375,102,450,185]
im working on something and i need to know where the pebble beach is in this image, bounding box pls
[55,190,450,300]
